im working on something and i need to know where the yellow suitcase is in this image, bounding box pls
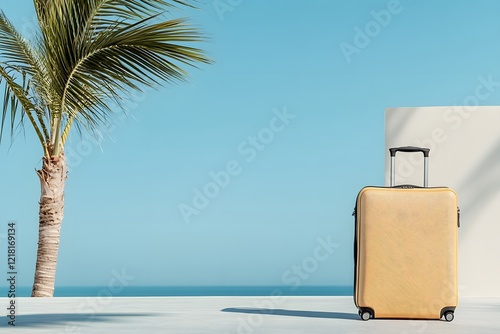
[353,147,459,321]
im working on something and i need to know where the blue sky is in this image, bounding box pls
[2,0,500,291]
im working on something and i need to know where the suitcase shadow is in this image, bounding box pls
[221,308,358,320]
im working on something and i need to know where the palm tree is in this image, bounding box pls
[0,0,210,297]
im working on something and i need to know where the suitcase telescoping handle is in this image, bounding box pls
[389,146,430,187]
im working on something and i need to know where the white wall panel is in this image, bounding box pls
[386,106,500,297]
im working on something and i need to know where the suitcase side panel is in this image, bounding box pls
[354,187,458,319]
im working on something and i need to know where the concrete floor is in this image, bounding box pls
[1,296,499,333]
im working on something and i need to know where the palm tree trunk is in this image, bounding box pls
[32,151,67,297]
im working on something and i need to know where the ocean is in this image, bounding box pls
[4,286,353,297]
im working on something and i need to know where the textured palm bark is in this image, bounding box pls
[32,152,67,297]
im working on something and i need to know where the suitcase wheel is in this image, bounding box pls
[359,309,372,321]
[444,311,454,322]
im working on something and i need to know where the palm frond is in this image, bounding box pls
[2,0,210,157]
[0,10,52,154]
[38,0,210,155]
[0,64,48,154]
[0,11,36,72]
[0,11,49,86]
